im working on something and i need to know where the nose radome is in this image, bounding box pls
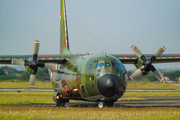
[97,74,120,97]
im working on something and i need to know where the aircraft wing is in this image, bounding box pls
[0,54,84,64]
[112,54,180,64]
[1,54,180,65]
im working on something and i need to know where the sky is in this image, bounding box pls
[0,0,180,70]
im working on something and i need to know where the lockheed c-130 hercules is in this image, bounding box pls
[0,0,180,108]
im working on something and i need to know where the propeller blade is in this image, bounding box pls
[153,70,165,82]
[154,46,166,57]
[129,68,143,81]
[11,59,25,65]
[131,45,146,63]
[150,46,166,62]
[44,63,59,70]
[33,40,40,60]
[150,65,165,82]
[29,74,36,88]
[130,45,143,58]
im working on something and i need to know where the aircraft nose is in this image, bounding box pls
[97,74,120,97]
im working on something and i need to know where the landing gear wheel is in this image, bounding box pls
[56,102,61,107]
[106,101,114,107]
[56,98,66,107]
[98,101,105,108]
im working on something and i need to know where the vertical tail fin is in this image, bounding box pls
[60,0,71,55]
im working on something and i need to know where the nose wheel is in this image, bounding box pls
[98,101,105,108]
[97,101,114,108]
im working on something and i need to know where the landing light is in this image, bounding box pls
[56,95,59,99]
[73,88,78,91]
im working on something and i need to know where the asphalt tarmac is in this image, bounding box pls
[2,96,179,108]
[66,96,180,108]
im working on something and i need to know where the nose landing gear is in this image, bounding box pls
[98,101,105,108]
[97,100,114,108]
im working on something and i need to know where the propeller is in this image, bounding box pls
[130,45,166,82]
[11,40,59,88]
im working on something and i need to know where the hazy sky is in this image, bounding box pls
[0,0,180,70]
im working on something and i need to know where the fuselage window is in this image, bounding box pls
[95,64,98,68]
[105,62,111,67]
[98,62,104,68]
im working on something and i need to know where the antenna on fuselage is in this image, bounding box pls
[105,52,107,57]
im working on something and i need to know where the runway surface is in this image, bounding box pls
[2,96,180,108]
[64,96,180,108]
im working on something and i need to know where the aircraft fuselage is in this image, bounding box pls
[51,54,128,102]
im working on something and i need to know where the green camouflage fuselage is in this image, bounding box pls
[51,54,128,102]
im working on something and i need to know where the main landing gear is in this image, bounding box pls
[97,100,114,108]
[56,97,69,107]
[56,98,65,107]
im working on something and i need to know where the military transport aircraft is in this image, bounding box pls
[0,0,180,108]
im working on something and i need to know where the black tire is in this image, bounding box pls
[56,98,66,107]
[105,101,114,107]
[56,102,61,107]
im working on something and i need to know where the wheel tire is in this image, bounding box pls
[56,98,66,107]
[98,101,105,108]
[56,102,60,107]
[108,101,114,107]
[105,101,114,107]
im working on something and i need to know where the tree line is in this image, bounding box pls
[0,66,49,81]
[0,66,179,82]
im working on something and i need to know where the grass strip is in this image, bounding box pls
[0,91,179,105]
[0,106,180,120]
[1,80,180,89]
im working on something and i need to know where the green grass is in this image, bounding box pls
[127,81,180,89]
[0,91,179,105]
[124,92,180,97]
[0,106,180,120]
[1,80,180,89]
[0,91,180,119]
[0,92,54,104]
[0,80,52,88]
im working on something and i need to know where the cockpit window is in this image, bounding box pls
[105,62,111,67]
[112,63,116,67]
[117,63,125,70]
[88,64,92,69]
[98,62,104,68]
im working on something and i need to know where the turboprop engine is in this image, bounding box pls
[129,45,166,82]
[11,40,59,88]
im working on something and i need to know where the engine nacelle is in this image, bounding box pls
[134,58,143,69]
[25,66,31,74]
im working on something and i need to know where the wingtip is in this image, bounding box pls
[11,59,13,64]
